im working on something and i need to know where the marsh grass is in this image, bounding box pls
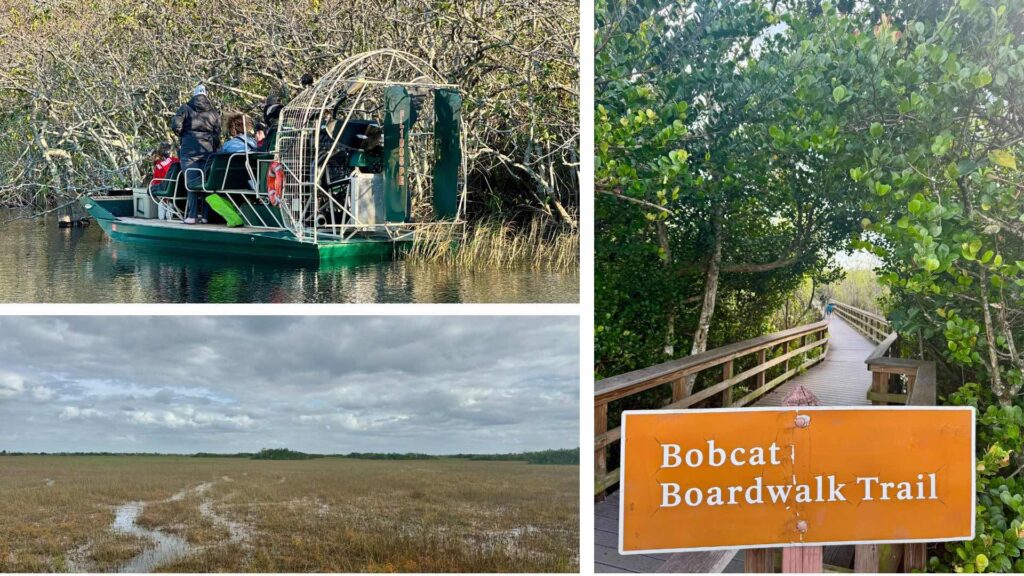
[0,456,578,573]
[86,533,150,572]
[137,495,226,545]
[407,218,579,272]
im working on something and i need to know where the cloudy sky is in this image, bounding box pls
[0,316,579,454]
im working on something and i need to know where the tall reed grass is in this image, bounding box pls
[407,218,579,272]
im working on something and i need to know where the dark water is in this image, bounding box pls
[0,211,578,303]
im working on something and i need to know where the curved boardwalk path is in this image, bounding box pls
[595,315,874,573]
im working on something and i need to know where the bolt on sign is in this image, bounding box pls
[618,407,975,554]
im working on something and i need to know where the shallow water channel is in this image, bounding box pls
[111,502,191,573]
[0,210,578,303]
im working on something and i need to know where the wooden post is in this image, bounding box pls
[878,543,904,572]
[779,385,823,573]
[722,360,734,407]
[783,340,790,373]
[756,348,767,388]
[871,371,888,406]
[782,547,823,573]
[904,543,927,572]
[745,549,774,572]
[595,403,607,501]
[854,544,881,572]
[671,377,685,403]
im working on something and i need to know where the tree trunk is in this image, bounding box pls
[685,218,723,395]
[658,220,675,357]
[978,266,1007,405]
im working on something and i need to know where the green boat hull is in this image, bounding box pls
[81,196,409,263]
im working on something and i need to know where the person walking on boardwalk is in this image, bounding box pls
[172,84,221,224]
[825,301,835,319]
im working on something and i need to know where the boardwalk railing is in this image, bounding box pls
[831,300,890,344]
[831,301,937,573]
[594,320,830,496]
[830,300,937,407]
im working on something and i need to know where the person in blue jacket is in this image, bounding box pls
[219,113,258,154]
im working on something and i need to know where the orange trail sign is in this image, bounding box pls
[618,407,975,554]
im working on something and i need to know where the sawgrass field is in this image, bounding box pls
[0,456,579,573]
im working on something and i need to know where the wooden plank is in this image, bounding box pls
[596,403,608,498]
[595,545,666,573]
[595,504,619,521]
[783,546,823,573]
[744,549,773,572]
[756,349,767,388]
[594,527,619,547]
[865,332,899,364]
[595,514,619,533]
[658,550,738,573]
[866,391,908,405]
[595,469,619,495]
[904,543,927,572]
[878,543,903,573]
[866,357,921,374]
[595,562,632,573]
[869,372,888,406]
[671,377,685,403]
[594,426,621,451]
[853,544,880,572]
[722,360,734,407]
[908,362,936,406]
[595,320,829,403]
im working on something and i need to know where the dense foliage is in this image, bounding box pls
[595,0,854,380]
[0,0,578,228]
[252,448,324,460]
[453,448,580,465]
[597,0,1024,570]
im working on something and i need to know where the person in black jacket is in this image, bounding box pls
[172,84,221,224]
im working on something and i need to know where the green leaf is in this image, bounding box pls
[832,85,847,103]
[908,195,923,214]
[976,553,989,572]
[989,149,1017,170]
[870,122,883,138]
[973,68,993,88]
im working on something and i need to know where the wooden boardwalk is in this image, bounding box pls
[594,315,874,573]
[756,314,874,407]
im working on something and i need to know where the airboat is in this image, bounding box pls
[81,49,466,263]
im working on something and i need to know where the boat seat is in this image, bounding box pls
[202,152,273,191]
[150,163,183,198]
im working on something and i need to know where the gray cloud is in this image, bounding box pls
[0,316,579,454]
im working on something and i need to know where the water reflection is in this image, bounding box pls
[0,211,578,303]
